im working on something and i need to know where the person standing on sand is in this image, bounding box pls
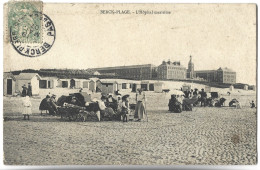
[134,90,146,121]
[22,95,32,120]
[21,84,27,97]
[27,83,32,97]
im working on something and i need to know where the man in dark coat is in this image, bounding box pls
[184,90,190,98]
[200,89,207,107]
[27,83,32,97]
[21,84,27,97]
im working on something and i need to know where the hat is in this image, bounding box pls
[122,94,130,101]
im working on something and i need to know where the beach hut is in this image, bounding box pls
[96,79,102,92]
[39,77,58,89]
[70,79,84,89]
[3,73,16,96]
[154,82,165,93]
[101,80,118,94]
[141,81,149,91]
[122,83,127,89]
[244,85,248,91]
[15,73,41,95]
[131,81,141,92]
[89,80,96,92]
[252,85,256,91]
[57,79,70,88]
[83,80,90,88]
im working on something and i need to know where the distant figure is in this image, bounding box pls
[200,89,207,107]
[190,89,194,98]
[22,95,32,120]
[193,88,198,96]
[184,90,190,98]
[79,88,83,92]
[236,100,242,109]
[50,94,58,115]
[250,101,256,108]
[21,84,27,97]
[27,83,32,97]
[121,95,130,122]
[134,91,146,121]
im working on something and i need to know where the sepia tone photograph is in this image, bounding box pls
[2,0,257,166]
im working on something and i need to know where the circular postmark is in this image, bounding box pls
[10,12,56,57]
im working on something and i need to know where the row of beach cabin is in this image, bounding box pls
[3,73,173,96]
[4,72,255,96]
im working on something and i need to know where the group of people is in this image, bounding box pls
[21,83,32,97]
[95,89,147,122]
[169,88,207,112]
[39,94,59,116]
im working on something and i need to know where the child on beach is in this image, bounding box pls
[121,95,130,122]
[22,95,32,120]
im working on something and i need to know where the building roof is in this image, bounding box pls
[41,76,58,80]
[101,80,118,84]
[15,73,41,80]
[195,70,216,73]
[93,64,156,71]
[89,77,99,82]
[3,72,16,80]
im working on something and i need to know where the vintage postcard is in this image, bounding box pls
[2,0,257,166]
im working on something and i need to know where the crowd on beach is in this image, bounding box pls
[20,85,256,122]
[168,88,256,113]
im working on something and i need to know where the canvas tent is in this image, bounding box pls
[3,73,16,96]
[15,73,41,95]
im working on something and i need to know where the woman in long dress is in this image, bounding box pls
[22,95,32,120]
[134,90,146,121]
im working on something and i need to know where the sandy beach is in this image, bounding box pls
[3,88,257,165]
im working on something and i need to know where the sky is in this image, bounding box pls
[3,3,256,85]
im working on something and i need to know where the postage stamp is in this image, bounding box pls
[7,0,56,57]
[8,1,43,43]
